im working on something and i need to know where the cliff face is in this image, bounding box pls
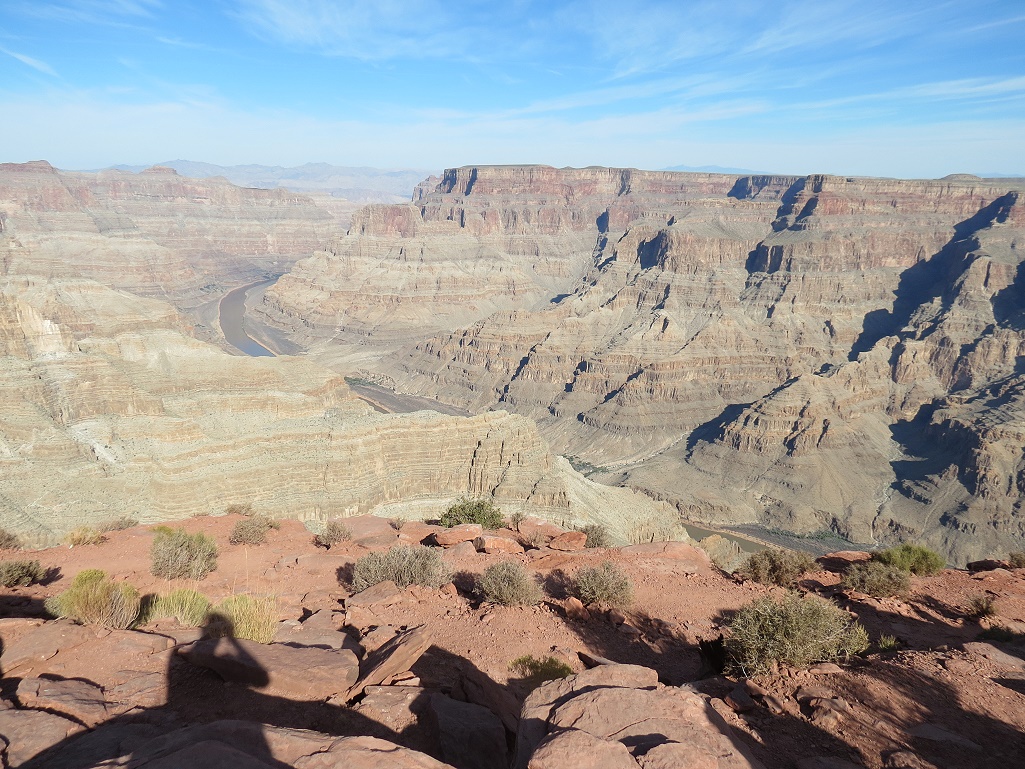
[261,165,1025,563]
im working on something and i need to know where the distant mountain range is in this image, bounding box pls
[84,161,438,202]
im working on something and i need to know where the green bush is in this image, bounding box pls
[351,545,449,592]
[151,528,218,580]
[579,523,611,548]
[0,528,22,550]
[46,569,141,629]
[877,634,900,652]
[229,516,278,546]
[64,527,106,546]
[147,588,212,627]
[208,595,277,643]
[872,544,945,575]
[315,520,352,548]
[726,591,869,676]
[1008,552,1025,569]
[573,561,632,609]
[479,561,542,606]
[0,560,45,588]
[440,497,505,529]
[98,516,139,533]
[735,548,819,587]
[509,655,573,688]
[841,561,911,597]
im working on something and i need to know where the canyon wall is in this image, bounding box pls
[260,165,1025,563]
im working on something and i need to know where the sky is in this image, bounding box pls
[0,0,1023,177]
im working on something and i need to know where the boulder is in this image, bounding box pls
[474,535,524,555]
[180,637,359,700]
[517,517,565,543]
[343,515,402,548]
[343,624,432,702]
[619,541,711,575]
[427,694,507,769]
[442,541,479,562]
[347,580,404,609]
[0,708,83,767]
[548,532,587,551]
[294,735,456,769]
[434,524,483,547]
[527,729,638,769]
[0,619,99,674]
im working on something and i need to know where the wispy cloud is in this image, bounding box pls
[0,46,58,76]
[13,0,161,25]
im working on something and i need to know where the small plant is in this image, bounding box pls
[0,560,45,588]
[573,561,632,609]
[725,591,869,676]
[1008,552,1025,569]
[579,523,611,549]
[479,561,543,606]
[351,545,449,592]
[315,519,352,548]
[98,516,139,533]
[735,548,819,587]
[0,528,22,550]
[64,527,107,546]
[46,569,141,629]
[226,503,255,516]
[509,655,573,688]
[440,497,505,529]
[151,527,218,580]
[841,561,911,597]
[209,595,277,643]
[147,588,213,627]
[508,511,526,531]
[229,516,278,546]
[872,544,945,576]
[978,626,1024,643]
[877,634,900,652]
[966,593,997,620]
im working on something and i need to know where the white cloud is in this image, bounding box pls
[0,46,58,77]
[13,1,162,24]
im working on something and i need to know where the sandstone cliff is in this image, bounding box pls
[258,165,1025,563]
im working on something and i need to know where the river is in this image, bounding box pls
[218,279,277,357]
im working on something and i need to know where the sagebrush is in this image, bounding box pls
[841,561,910,597]
[151,527,218,580]
[579,523,611,548]
[726,591,869,676]
[64,527,106,546]
[46,569,141,629]
[966,593,996,619]
[736,548,819,587]
[98,517,139,533]
[440,497,505,529]
[479,561,542,606]
[315,520,352,548]
[0,528,20,550]
[351,545,449,591]
[0,560,45,588]
[509,655,573,688]
[229,516,278,546]
[1008,552,1025,569]
[573,561,632,609]
[872,544,944,575]
[208,594,277,643]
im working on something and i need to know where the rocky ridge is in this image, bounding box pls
[256,165,1025,563]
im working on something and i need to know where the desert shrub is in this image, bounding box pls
[315,519,352,548]
[440,497,505,529]
[979,626,1024,643]
[877,634,900,652]
[508,511,526,530]
[151,528,218,580]
[479,561,543,606]
[0,560,45,588]
[64,527,106,546]
[229,516,278,546]
[148,588,212,627]
[225,503,255,516]
[872,544,945,575]
[46,569,141,629]
[726,591,869,676]
[0,528,22,550]
[579,523,611,549]
[509,655,573,688]
[841,561,911,597]
[735,548,819,587]
[573,561,632,609]
[351,545,449,592]
[966,593,997,620]
[209,595,277,643]
[98,516,139,533]
[1008,552,1025,569]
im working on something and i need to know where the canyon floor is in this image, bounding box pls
[1,514,1024,768]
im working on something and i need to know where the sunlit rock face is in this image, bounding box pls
[261,165,1025,563]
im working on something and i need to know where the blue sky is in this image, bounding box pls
[0,0,1023,177]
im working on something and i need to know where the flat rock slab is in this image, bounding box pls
[343,624,432,702]
[16,677,109,725]
[516,517,565,543]
[548,532,587,551]
[528,729,638,769]
[348,580,404,609]
[908,723,981,750]
[963,641,1025,671]
[619,541,711,575]
[355,685,432,735]
[294,735,456,769]
[0,707,83,767]
[343,515,401,548]
[434,524,483,546]
[474,535,524,555]
[106,670,166,709]
[180,637,358,700]
[0,620,101,674]
[428,694,507,769]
